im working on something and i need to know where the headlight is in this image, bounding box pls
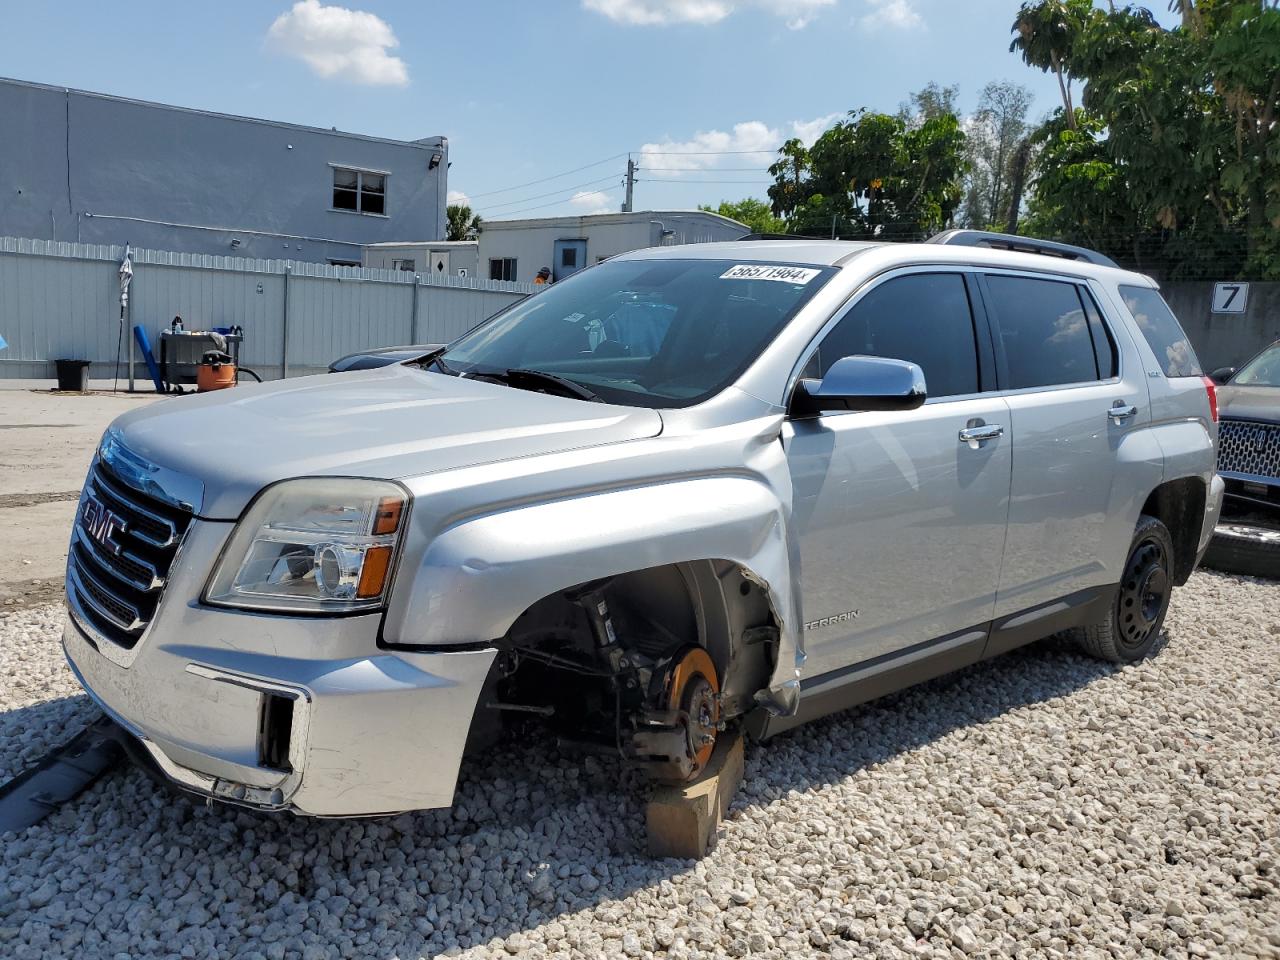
[205,478,408,614]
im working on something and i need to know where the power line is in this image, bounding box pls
[489,184,624,219]
[640,178,772,184]
[474,173,624,213]
[460,153,629,201]
[638,149,779,155]
[638,166,770,172]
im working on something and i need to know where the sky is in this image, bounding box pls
[0,0,1178,222]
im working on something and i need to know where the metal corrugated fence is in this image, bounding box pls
[0,236,536,380]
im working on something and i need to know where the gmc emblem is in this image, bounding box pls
[81,495,125,556]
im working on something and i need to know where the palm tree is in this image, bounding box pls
[1010,0,1091,130]
[446,204,482,241]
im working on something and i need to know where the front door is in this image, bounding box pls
[554,239,587,282]
[785,270,1012,679]
[428,251,451,276]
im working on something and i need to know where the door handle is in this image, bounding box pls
[1108,402,1139,424]
[959,423,1004,446]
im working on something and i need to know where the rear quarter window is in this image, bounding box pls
[1119,285,1202,377]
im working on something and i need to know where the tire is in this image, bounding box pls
[1201,521,1280,580]
[1067,514,1175,663]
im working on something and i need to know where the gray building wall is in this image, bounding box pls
[476,210,748,283]
[1162,282,1280,371]
[0,77,447,264]
[363,242,479,279]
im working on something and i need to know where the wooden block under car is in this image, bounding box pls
[645,730,745,859]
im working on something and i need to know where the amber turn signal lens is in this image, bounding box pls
[356,545,393,599]
[372,496,404,535]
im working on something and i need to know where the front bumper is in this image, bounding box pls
[63,522,496,816]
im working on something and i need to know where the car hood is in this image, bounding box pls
[1217,384,1280,424]
[108,364,663,518]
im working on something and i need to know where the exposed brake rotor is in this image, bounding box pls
[631,645,721,783]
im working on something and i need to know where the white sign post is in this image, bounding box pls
[1211,282,1249,314]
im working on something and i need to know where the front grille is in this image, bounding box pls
[67,459,194,648]
[1218,419,1280,480]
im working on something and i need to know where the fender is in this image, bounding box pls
[382,475,803,716]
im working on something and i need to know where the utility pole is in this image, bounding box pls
[622,156,635,213]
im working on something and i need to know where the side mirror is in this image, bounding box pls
[791,355,927,416]
[1209,366,1235,385]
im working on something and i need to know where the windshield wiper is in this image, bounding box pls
[503,368,602,402]
[409,347,459,376]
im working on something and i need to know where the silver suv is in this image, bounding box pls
[63,231,1223,816]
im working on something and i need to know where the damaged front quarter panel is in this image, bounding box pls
[382,399,806,718]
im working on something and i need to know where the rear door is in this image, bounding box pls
[978,271,1150,636]
[784,269,1012,678]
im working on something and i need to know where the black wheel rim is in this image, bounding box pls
[1117,536,1170,650]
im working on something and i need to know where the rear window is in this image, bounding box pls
[1120,285,1202,377]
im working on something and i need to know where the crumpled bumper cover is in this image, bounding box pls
[63,612,496,817]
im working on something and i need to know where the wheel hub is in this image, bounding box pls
[1118,538,1169,648]
[631,646,721,783]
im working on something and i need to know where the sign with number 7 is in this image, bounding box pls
[1211,282,1249,314]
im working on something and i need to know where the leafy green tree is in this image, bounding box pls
[767,109,968,240]
[446,204,482,241]
[698,198,787,234]
[766,139,811,222]
[1009,0,1093,129]
[961,81,1034,229]
[1024,0,1279,278]
[898,82,960,126]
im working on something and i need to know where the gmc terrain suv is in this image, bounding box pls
[63,231,1222,816]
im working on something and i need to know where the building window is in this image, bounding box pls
[391,258,416,272]
[332,167,387,215]
[561,246,577,268]
[489,258,517,281]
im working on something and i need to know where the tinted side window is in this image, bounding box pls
[816,273,980,398]
[1119,285,1202,377]
[984,275,1099,389]
[1079,289,1119,378]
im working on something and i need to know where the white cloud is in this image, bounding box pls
[790,112,841,147]
[267,0,409,86]
[640,120,780,174]
[857,0,922,30]
[583,0,834,29]
[638,114,840,178]
[570,190,616,215]
[447,190,470,206]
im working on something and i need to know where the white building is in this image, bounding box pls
[362,240,480,278]
[476,210,748,284]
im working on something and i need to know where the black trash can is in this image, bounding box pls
[54,359,91,392]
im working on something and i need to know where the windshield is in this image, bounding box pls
[1233,343,1280,387]
[438,258,833,408]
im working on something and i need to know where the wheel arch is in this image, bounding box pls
[1140,475,1207,584]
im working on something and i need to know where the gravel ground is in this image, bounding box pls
[1,571,1277,959]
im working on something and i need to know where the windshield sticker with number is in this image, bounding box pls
[720,264,821,284]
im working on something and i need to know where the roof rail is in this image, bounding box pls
[737,232,828,241]
[927,229,1118,268]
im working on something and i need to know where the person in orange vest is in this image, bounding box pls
[534,266,551,285]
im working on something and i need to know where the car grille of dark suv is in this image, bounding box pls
[1217,419,1280,480]
[67,459,194,649]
